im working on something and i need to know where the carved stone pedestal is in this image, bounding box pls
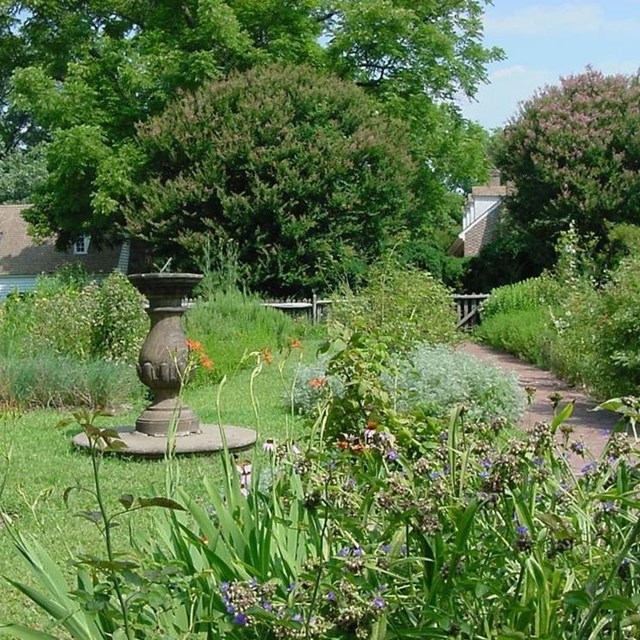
[73,273,257,457]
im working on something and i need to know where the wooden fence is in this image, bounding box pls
[452,294,489,329]
[261,293,489,329]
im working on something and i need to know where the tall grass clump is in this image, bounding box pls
[185,287,304,384]
[0,355,142,409]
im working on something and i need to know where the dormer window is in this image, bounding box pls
[73,235,91,255]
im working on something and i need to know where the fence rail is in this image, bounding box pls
[452,294,489,329]
[263,293,489,328]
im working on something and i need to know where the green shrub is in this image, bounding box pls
[394,344,525,423]
[476,308,555,368]
[0,268,146,364]
[91,271,147,362]
[481,274,561,319]
[330,259,458,351]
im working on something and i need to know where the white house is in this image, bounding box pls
[0,204,131,298]
[449,170,508,257]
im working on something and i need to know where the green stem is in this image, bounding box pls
[577,514,640,638]
[91,440,133,640]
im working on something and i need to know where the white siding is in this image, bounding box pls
[0,276,38,299]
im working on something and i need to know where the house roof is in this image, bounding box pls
[469,185,508,198]
[0,204,123,276]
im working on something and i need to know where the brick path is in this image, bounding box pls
[457,342,622,466]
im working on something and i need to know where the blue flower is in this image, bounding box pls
[220,582,230,593]
[379,544,392,554]
[338,546,350,557]
[232,613,248,625]
[387,450,399,461]
[516,525,529,536]
[327,591,337,601]
[352,546,364,557]
[372,596,386,609]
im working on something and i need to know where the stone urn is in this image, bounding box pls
[128,273,202,437]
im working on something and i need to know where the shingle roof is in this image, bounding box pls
[0,204,122,276]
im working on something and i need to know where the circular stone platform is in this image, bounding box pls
[72,424,257,458]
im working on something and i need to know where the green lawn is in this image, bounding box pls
[0,340,318,628]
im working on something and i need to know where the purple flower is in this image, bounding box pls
[262,601,273,612]
[379,544,392,554]
[372,596,386,609]
[232,613,248,625]
[439,431,448,441]
[387,450,399,461]
[478,470,490,479]
[327,591,337,601]
[226,604,236,614]
[602,501,615,513]
[287,582,297,592]
[262,438,276,453]
[516,525,529,536]
[533,457,544,467]
[480,458,492,469]
[338,547,350,557]
[582,462,598,476]
[292,613,303,623]
[220,582,230,593]
[352,546,364,557]
[429,471,441,480]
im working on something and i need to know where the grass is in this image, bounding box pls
[0,338,319,628]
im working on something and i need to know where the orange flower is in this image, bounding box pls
[186,339,204,353]
[350,443,366,454]
[308,377,328,389]
[200,357,214,370]
[262,347,273,365]
[336,440,350,449]
[290,338,303,350]
[365,420,378,431]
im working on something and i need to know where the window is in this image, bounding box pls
[73,235,91,255]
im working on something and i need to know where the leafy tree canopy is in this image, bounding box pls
[493,67,640,276]
[126,64,425,296]
[1,0,501,254]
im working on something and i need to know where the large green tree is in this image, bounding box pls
[127,64,423,296]
[492,68,640,276]
[2,0,500,246]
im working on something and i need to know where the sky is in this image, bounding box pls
[460,0,640,129]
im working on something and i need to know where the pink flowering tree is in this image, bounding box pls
[494,68,640,273]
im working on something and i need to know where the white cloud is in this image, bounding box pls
[490,65,529,80]
[460,65,557,129]
[485,3,640,37]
